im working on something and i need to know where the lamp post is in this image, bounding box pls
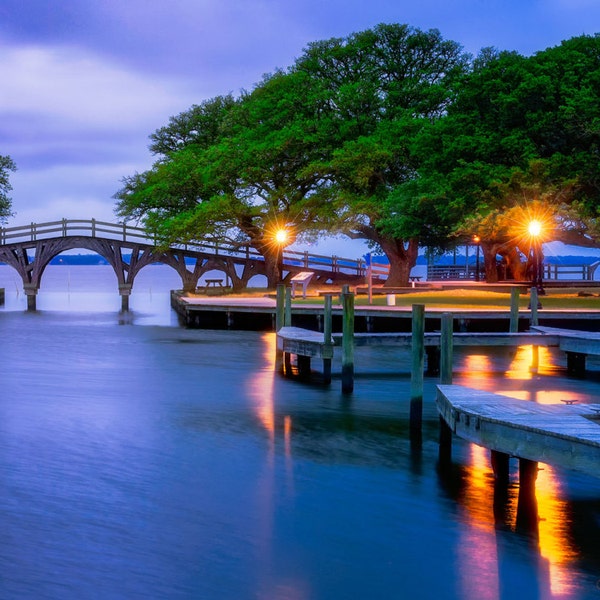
[528,220,545,296]
[275,228,288,283]
[473,235,481,281]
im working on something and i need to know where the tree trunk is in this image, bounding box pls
[378,236,419,287]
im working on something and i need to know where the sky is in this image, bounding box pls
[1,0,600,257]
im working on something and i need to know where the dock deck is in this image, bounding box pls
[436,384,600,479]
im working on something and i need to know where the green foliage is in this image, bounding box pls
[0,154,16,222]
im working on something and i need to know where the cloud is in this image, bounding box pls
[8,160,144,224]
[0,42,195,130]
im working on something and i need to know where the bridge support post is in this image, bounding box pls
[119,283,132,312]
[24,284,38,311]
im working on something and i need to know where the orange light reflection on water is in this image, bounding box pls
[246,333,306,599]
[457,444,499,600]
[536,465,579,598]
[457,444,580,600]
[505,345,554,379]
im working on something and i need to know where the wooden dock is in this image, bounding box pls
[436,384,600,479]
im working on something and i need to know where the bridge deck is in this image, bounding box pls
[436,384,600,478]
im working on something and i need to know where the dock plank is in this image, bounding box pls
[437,384,600,478]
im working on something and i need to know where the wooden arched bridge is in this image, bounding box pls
[0,218,381,310]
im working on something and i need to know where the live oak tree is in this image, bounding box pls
[293,23,471,286]
[0,154,16,222]
[115,73,336,288]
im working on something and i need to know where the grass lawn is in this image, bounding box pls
[290,288,600,310]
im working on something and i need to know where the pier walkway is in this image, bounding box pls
[436,384,600,479]
[0,219,377,310]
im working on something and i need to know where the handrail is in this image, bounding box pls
[0,218,386,278]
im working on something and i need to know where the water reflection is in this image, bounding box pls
[450,443,584,600]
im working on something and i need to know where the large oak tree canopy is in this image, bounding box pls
[115,25,600,287]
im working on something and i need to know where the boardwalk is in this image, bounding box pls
[437,384,600,479]
[0,219,377,310]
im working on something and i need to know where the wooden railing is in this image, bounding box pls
[427,262,600,281]
[0,218,389,279]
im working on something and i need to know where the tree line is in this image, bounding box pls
[3,24,600,287]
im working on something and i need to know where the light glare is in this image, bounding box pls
[528,220,542,237]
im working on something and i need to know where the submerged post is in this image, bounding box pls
[509,287,520,333]
[323,294,333,384]
[341,290,355,393]
[410,304,425,432]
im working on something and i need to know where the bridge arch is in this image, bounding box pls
[0,219,370,311]
[0,236,214,311]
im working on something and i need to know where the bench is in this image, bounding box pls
[290,271,314,299]
[206,279,223,287]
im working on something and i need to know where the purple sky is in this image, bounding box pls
[1,0,599,255]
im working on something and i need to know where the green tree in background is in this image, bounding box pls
[0,154,16,222]
[403,35,600,281]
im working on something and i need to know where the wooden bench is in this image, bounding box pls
[290,271,314,299]
[206,278,223,288]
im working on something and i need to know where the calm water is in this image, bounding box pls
[1,265,600,600]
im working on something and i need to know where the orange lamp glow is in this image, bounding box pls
[528,220,542,237]
[275,229,288,245]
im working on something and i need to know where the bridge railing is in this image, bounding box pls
[0,218,387,280]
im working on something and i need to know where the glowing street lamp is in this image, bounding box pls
[528,219,545,296]
[275,228,289,283]
[473,235,481,281]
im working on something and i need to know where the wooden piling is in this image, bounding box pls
[509,287,520,333]
[323,295,333,384]
[410,304,425,432]
[341,291,355,393]
[275,284,285,373]
[275,284,285,332]
[284,285,292,327]
[440,313,453,385]
[438,313,454,459]
[529,287,539,327]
